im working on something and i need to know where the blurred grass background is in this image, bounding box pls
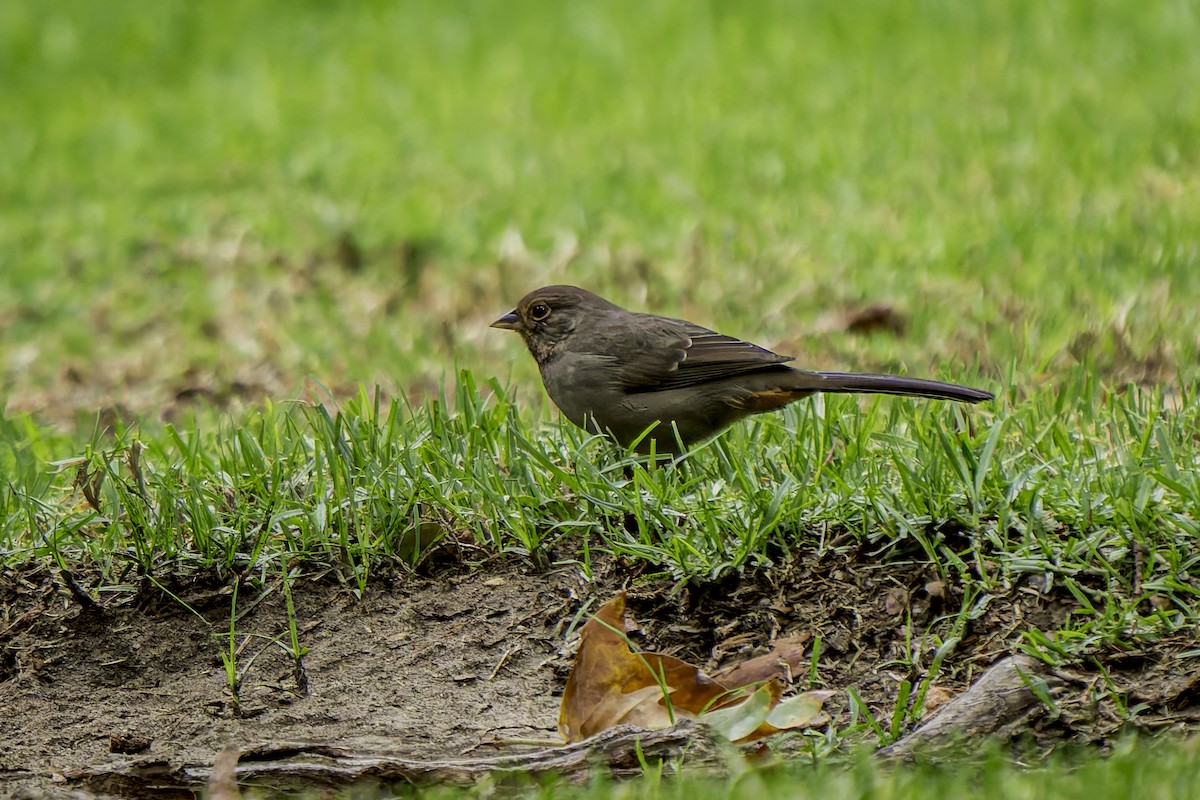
[2,0,1197,432]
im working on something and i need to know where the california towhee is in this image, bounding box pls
[493,285,992,454]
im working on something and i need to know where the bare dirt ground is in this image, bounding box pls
[3,545,1199,798]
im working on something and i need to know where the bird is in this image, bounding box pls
[492,285,992,454]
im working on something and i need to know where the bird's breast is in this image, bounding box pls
[539,354,621,428]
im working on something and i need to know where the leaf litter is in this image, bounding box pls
[559,592,832,744]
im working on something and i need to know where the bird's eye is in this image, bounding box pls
[529,302,551,321]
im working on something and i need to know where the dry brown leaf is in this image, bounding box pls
[558,593,726,742]
[559,594,835,744]
[884,587,908,616]
[711,635,808,689]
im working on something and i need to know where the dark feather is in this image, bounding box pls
[614,317,794,392]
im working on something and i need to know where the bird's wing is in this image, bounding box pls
[609,315,794,391]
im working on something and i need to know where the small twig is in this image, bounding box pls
[488,645,521,681]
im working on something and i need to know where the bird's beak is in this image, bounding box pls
[490,310,521,331]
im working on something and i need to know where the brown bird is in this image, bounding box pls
[492,286,992,454]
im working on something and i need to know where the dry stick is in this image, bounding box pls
[878,655,1062,762]
[71,722,721,793]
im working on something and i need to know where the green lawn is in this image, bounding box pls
[2,0,1199,795]
[521,738,1200,800]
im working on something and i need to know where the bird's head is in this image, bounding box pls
[491,285,619,363]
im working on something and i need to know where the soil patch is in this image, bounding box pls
[2,548,1197,797]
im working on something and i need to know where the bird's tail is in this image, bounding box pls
[813,372,993,403]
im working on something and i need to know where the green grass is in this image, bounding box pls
[2,0,1200,792]
[5,375,1197,662]
[407,737,1200,800]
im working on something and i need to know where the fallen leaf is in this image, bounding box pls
[700,683,835,744]
[763,689,837,732]
[885,587,908,616]
[558,593,725,742]
[712,635,808,689]
[700,682,780,742]
[559,594,836,744]
[394,522,443,563]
